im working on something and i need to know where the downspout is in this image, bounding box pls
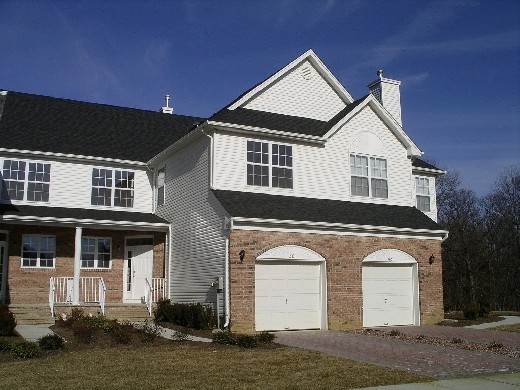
[223,236,230,328]
[199,124,214,188]
[167,223,172,300]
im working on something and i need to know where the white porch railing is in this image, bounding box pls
[144,278,167,315]
[49,277,106,316]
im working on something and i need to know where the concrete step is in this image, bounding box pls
[8,305,55,325]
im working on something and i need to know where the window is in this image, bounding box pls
[81,238,111,269]
[91,168,134,207]
[350,154,388,198]
[157,167,165,207]
[21,235,55,268]
[247,141,293,188]
[415,177,431,212]
[1,160,51,202]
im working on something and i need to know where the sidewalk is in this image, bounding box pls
[15,324,55,342]
[466,316,520,330]
[358,372,520,389]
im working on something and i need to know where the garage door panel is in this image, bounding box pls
[362,264,416,327]
[256,261,322,331]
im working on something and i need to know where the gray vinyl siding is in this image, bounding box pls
[155,137,227,311]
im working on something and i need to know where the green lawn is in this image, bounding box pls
[0,343,431,390]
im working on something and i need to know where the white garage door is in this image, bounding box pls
[255,261,322,331]
[362,265,414,327]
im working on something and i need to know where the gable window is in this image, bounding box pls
[415,177,431,212]
[156,167,165,207]
[350,154,388,198]
[247,140,293,188]
[91,168,134,207]
[81,237,111,269]
[1,159,51,202]
[21,235,55,268]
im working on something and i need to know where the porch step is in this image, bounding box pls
[8,305,55,325]
[104,304,153,323]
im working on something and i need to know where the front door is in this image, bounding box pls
[124,243,153,302]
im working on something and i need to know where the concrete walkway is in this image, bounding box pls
[466,316,520,330]
[157,325,211,342]
[358,372,520,389]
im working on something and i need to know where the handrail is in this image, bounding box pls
[98,278,106,315]
[145,278,152,316]
[49,277,55,316]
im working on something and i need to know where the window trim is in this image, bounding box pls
[20,234,56,269]
[80,237,112,270]
[0,158,51,203]
[90,167,135,208]
[350,153,388,199]
[246,139,294,189]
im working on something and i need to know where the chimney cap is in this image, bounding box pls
[161,94,173,114]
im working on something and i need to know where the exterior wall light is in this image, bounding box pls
[429,255,435,265]
[239,250,245,263]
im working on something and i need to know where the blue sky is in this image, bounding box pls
[1,0,519,196]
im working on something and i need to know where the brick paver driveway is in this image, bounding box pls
[275,327,520,379]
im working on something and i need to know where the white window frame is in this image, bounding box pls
[21,234,55,268]
[350,154,388,199]
[81,237,112,269]
[415,177,431,212]
[246,140,293,189]
[91,168,134,208]
[156,167,165,207]
[0,159,51,203]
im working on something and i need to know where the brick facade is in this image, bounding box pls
[228,229,443,333]
[0,224,166,305]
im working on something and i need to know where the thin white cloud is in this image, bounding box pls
[144,40,172,72]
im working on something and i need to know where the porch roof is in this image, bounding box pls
[212,189,443,232]
[0,204,170,231]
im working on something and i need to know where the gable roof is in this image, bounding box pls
[213,189,443,232]
[0,90,204,163]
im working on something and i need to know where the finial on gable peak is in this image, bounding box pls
[377,69,384,78]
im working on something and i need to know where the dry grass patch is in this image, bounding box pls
[492,323,520,332]
[0,343,430,389]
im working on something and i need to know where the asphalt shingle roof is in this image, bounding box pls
[412,158,443,171]
[0,90,205,162]
[212,189,442,231]
[209,96,367,137]
[0,203,169,225]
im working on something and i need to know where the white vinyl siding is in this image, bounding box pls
[244,60,346,121]
[213,106,414,207]
[154,136,227,311]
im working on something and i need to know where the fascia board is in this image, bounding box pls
[207,121,327,145]
[1,215,170,231]
[230,216,448,240]
[0,148,147,168]
[228,49,353,110]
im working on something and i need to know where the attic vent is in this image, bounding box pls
[300,65,313,80]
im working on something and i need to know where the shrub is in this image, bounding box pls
[479,304,490,318]
[255,331,275,343]
[212,331,275,348]
[111,322,134,344]
[72,321,97,344]
[38,333,66,350]
[135,321,162,343]
[463,305,479,320]
[11,341,41,359]
[235,334,258,348]
[154,301,215,330]
[0,304,16,336]
[0,339,12,352]
[212,331,237,345]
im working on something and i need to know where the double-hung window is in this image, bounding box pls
[1,159,51,202]
[350,154,388,198]
[246,140,293,188]
[21,235,55,268]
[415,177,431,212]
[81,237,111,269]
[91,168,134,207]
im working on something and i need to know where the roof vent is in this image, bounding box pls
[160,94,173,114]
[300,64,313,80]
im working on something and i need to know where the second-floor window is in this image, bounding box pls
[91,168,134,207]
[247,140,293,189]
[415,177,431,212]
[350,154,388,198]
[156,167,165,207]
[1,159,51,202]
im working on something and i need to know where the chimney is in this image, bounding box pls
[367,70,402,126]
[160,94,173,114]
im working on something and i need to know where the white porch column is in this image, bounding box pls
[73,226,82,305]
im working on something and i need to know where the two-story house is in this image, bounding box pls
[1,49,447,331]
